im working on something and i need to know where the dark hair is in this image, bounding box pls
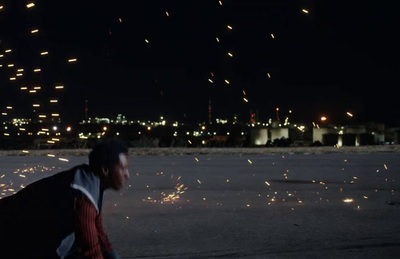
[89,139,128,174]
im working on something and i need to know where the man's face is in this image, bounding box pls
[107,153,130,190]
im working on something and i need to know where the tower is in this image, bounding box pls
[208,99,212,124]
[85,99,88,121]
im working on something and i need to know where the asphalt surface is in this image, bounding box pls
[1,153,400,258]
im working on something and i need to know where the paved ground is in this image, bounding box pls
[1,153,400,258]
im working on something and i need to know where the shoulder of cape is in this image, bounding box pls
[70,165,102,213]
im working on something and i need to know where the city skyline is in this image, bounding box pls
[1,1,399,126]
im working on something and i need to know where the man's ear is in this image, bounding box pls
[101,167,110,177]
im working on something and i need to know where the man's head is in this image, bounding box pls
[89,139,130,190]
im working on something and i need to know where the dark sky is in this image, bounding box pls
[1,0,400,126]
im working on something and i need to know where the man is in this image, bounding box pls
[0,139,130,258]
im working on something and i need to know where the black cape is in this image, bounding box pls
[0,165,91,259]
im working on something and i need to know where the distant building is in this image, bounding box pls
[385,127,400,144]
[313,123,386,146]
[250,128,269,146]
[270,128,289,141]
[250,126,297,146]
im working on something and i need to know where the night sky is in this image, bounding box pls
[1,0,400,126]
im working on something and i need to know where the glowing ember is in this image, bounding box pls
[161,182,187,203]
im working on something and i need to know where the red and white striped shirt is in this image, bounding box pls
[74,195,113,258]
